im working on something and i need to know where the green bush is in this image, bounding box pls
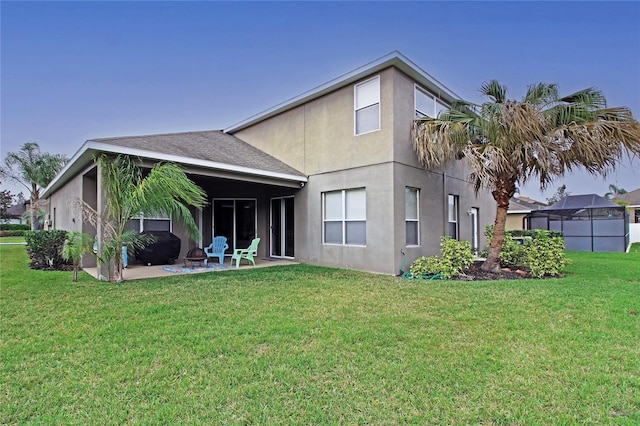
[0,230,26,237]
[484,226,567,277]
[499,236,528,268]
[439,236,473,278]
[409,255,442,278]
[0,223,29,231]
[409,236,474,279]
[24,230,70,270]
[524,230,568,278]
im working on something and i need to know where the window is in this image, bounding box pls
[448,195,458,239]
[415,86,448,118]
[126,212,171,233]
[355,77,380,135]
[405,187,419,246]
[323,188,366,245]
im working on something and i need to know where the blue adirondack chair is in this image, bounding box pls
[204,236,229,265]
[231,237,260,268]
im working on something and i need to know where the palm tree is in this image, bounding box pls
[412,81,640,273]
[604,184,627,200]
[61,232,94,282]
[1,142,68,229]
[72,154,207,282]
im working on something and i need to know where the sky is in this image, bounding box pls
[2,1,639,202]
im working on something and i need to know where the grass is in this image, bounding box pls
[1,245,639,424]
[630,242,640,253]
[0,236,25,244]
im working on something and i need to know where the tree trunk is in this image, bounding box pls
[481,176,516,273]
[481,202,509,273]
[73,264,78,282]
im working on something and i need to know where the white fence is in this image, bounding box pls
[629,223,640,245]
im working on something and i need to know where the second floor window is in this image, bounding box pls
[355,76,380,135]
[415,86,447,119]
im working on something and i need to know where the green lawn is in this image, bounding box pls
[0,236,25,244]
[1,245,639,424]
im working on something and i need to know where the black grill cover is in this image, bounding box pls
[135,231,181,265]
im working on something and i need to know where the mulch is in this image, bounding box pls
[455,261,532,281]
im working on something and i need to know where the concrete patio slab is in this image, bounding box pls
[81,257,298,281]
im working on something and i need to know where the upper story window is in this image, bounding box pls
[415,86,448,119]
[355,76,380,135]
[323,188,366,246]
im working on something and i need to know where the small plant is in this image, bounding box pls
[409,236,474,279]
[61,232,94,282]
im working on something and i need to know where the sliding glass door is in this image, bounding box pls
[213,199,256,252]
[271,197,294,258]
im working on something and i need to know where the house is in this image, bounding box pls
[506,196,547,230]
[42,51,495,275]
[2,202,27,224]
[613,188,640,245]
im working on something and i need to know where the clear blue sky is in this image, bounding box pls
[2,1,639,200]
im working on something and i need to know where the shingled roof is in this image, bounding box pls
[613,188,640,206]
[42,130,307,198]
[89,130,304,177]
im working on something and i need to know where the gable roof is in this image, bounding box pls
[508,196,547,213]
[6,203,26,217]
[42,130,307,197]
[613,187,640,205]
[225,51,462,133]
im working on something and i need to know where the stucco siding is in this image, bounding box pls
[294,163,396,274]
[233,68,397,176]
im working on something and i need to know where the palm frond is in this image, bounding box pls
[524,83,558,107]
[480,80,507,103]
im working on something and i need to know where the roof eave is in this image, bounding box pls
[42,141,307,198]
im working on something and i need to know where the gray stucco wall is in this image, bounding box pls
[234,65,495,274]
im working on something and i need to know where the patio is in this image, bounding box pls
[81,257,298,281]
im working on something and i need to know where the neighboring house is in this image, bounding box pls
[506,196,547,230]
[2,202,27,224]
[613,188,640,245]
[42,51,495,275]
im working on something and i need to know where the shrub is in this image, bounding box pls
[409,236,474,279]
[0,230,26,237]
[499,236,528,268]
[0,224,29,231]
[524,230,568,278]
[24,230,70,270]
[409,255,442,278]
[439,236,473,279]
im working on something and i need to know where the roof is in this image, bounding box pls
[225,51,462,133]
[547,194,621,211]
[5,203,26,217]
[43,130,307,197]
[531,194,625,217]
[508,196,547,213]
[613,187,640,206]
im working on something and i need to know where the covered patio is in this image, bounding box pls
[81,257,299,281]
